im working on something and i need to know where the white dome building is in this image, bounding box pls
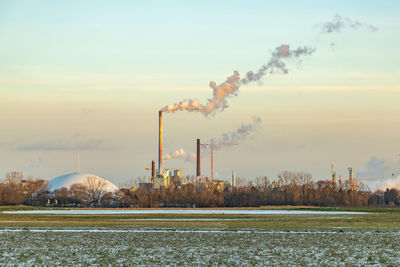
[46,172,119,193]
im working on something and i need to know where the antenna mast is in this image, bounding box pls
[77,149,80,173]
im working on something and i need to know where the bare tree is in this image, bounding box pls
[70,183,89,206]
[86,176,108,207]
[5,172,24,185]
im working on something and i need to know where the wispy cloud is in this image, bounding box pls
[18,135,104,151]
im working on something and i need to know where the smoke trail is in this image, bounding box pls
[161,71,240,116]
[161,45,314,116]
[161,15,377,116]
[163,117,261,161]
[240,45,316,84]
[320,14,378,34]
[210,117,261,150]
[163,148,196,162]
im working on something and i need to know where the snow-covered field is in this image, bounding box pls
[3,209,369,215]
[0,230,398,265]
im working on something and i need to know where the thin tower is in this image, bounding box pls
[331,164,337,190]
[196,138,201,177]
[77,149,80,173]
[158,111,163,173]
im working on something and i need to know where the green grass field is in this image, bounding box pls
[1,206,400,265]
[0,205,400,231]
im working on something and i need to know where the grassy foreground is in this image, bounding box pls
[1,206,400,265]
[1,206,400,231]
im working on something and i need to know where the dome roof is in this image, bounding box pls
[46,173,119,193]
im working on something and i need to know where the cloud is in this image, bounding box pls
[358,156,389,178]
[18,135,104,151]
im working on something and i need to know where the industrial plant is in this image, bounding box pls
[142,110,234,192]
[1,105,398,209]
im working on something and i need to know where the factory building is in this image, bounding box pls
[154,110,223,191]
[153,169,183,189]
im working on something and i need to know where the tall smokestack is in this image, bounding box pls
[331,164,337,190]
[196,138,200,177]
[151,160,155,179]
[348,167,354,191]
[158,111,162,173]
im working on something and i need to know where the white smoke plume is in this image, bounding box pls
[371,176,400,192]
[161,45,314,116]
[163,148,196,162]
[240,45,316,84]
[163,117,261,161]
[210,117,261,150]
[320,14,378,34]
[162,15,377,116]
[161,71,240,116]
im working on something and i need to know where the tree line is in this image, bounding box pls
[0,171,399,208]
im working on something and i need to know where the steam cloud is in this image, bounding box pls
[163,148,196,162]
[373,176,400,191]
[320,14,378,34]
[161,71,240,116]
[240,45,316,84]
[163,117,261,161]
[371,175,400,192]
[210,117,261,150]
[161,15,377,116]
[161,45,315,116]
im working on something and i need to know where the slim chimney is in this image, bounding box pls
[232,171,236,187]
[196,138,200,177]
[331,164,337,190]
[151,160,155,179]
[348,167,354,191]
[158,111,162,173]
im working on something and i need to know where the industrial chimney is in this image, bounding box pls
[348,167,354,191]
[151,160,155,179]
[232,171,236,188]
[196,138,200,177]
[150,160,155,187]
[331,164,337,190]
[158,111,163,173]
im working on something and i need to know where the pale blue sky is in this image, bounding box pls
[1,0,399,184]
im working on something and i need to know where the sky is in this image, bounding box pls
[1,0,400,186]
